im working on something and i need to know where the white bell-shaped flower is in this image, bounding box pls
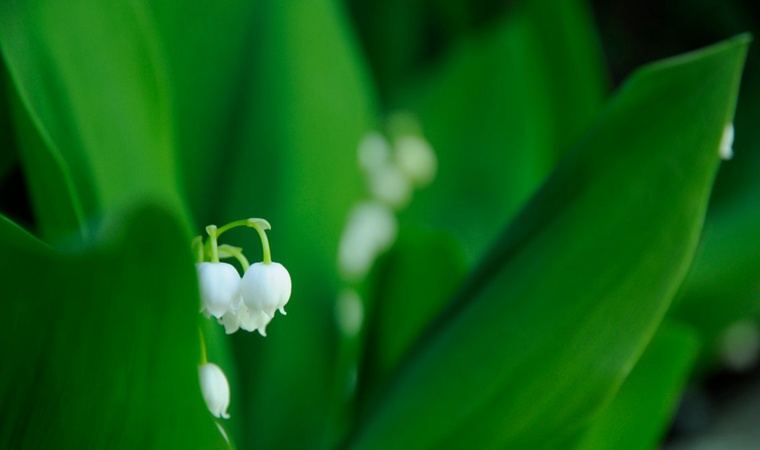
[196,262,241,318]
[394,134,437,187]
[240,262,292,317]
[198,362,230,419]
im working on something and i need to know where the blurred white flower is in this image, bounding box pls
[196,262,242,319]
[335,288,364,337]
[198,362,230,419]
[240,262,292,318]
[358,131,392,173]
[367,164,412,209]
[720,320,760,372]
[338,201,397,282]
[394,134,437,187]
[719,122,734,160]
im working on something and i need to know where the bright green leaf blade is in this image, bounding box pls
[348,35,749,450]
[399,16,554,261]
[671,195,760,369]
[572,322,700,450]
[520,0,608,154]
[0,0,184,230]
[6,79,84,240]
[149,0,258,224]
[0,206,226,450]
[216,1,377,449]
[400,0,606,262]
[671,65,760,369]
[360,229,466,397]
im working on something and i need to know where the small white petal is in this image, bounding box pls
[218,310,241,334]
[394,135,437,187]
[196,262,241,319]
[240,262,292,318]
[720,123,734,160]
[236,304,273,336]
[198,363,230,419]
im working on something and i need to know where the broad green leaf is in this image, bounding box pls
[0,59,16,182]
[347,36,749,450]
[5,80,84,240]
[217,1,377,449]
[360,229,466,398]
[0,206,226,450]
[519,0,608,154]
[671,194,760,368]
[0,0,185,237]
[149,0,259,224]
[672,65,760,368]
[400,0,607,262]
[572,322,700,450]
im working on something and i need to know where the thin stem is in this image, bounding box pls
[199,328,208,365]
[248,218,272,264]
[215,219,251,238]
[218,245,251,272]
[192,236,205,263]
[206,225,220,263]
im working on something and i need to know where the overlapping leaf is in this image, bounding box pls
[347,35,749,450]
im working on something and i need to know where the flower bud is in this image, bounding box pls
[196,262,241,318]
[198,362,230,419]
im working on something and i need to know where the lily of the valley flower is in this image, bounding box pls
[196,262,241,318]
[241,261,292,317]
[195,218,291,335]
[198,362,230,419]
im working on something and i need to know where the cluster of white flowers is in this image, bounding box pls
[194,218,291,336]
[195,218,291,425]
[336,112,437,336]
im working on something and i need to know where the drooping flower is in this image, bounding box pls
[198,362,230,419]
[196,262,242,318]
[240,262,292,317]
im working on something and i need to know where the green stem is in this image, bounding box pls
[218,245,251,272]
[199,328,208,365]
[215,219,251,237]
[192,236,205,263]
[248,218,272,264]
[206,225,220,263]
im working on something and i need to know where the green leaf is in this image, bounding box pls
[400,0,607,262]
[360,229,466,397]
[572,322,700,450]
[0,59,16,182]
[347,35,749,450]
[215,1,377,449]
[0,206,226,450]
[149,0,259,224]
[0,0,184,237]
[5,80,84,241]
[671,196,760,369]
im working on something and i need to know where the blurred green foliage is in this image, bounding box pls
[0,0,757,449]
